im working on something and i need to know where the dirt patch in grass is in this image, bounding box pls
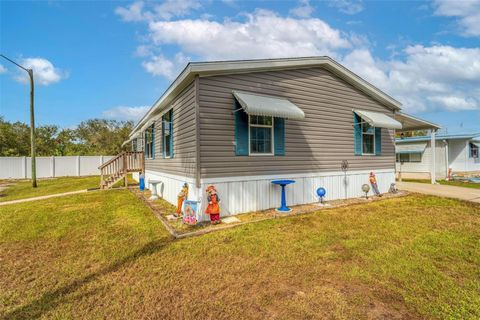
[1,192,479,319]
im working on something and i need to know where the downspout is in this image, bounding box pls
[431,129,437,184]
[443,139,449,180]
[393,110,397,181]
[194,75,201,189]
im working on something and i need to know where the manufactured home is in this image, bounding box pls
[396,133,480,180]
[113,57,438,221]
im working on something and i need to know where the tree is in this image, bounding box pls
[73,119,133,155]
[0,117,133,156]
[35,125,59,156]
[396,130,429,138]
[0,117,30,156]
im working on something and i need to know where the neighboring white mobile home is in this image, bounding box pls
[396,133,480,180]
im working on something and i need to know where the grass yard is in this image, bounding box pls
[402,178,480,189]
[0,175,136,202]
[1,191,479,319]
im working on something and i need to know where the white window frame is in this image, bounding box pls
[132,139,137,152]
[361,121,375,155]
[469,142,479,159]
[162,109,173,159]
[396,153,422,163]
[248,115,274,156]
[144,124,155,159]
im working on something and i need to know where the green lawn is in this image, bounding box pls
[0,175,136,202]
[402,178,480,189]
[1,191,479,319]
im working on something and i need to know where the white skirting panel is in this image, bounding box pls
[143,169,395,222]
[144,170,198,208]
[198,169,395,221]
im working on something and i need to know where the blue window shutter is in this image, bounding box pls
[170,111,174,158]
[375,127,382,156]
[274,117,285,156]
[234,102,249,156]
[353,113,362,155]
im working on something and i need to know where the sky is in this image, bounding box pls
[1,0,479,134]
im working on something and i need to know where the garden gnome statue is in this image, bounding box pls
[369,172,382,197]
[176,183,188,217]
[205,185,221,224]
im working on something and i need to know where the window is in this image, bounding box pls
[144,124,154,159]
[249,115,273,155]
[162,109,173,158]
[361,122,375,155]
[132,139,137,152]
[470,143,479,159]
[396,153,421,163]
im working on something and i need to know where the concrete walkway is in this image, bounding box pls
[397,182,480,203]
[0,189,89,206]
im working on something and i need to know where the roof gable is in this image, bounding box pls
[131,56,402,136]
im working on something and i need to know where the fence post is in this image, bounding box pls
[51,156,55,178]
[23,156,27,179]
[77,156,81,176]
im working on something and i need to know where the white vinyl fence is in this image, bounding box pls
[0,156,114,179]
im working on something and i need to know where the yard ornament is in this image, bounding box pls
[176,183,188,217]
[389,183,398,194]
[369,172,382,197]
[205,185,221,225]
[362,184,370,199]
[316,187,326,204]
[183,200,198,225]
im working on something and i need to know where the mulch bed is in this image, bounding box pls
[129,187,410,239]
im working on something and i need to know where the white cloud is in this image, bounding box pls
[328,0,364,15]
[433,0,480,36]
[289,0,315,18]
[14,58,67,86]
[115,0,201,22]
[153,0,201,20]
[142,52,189,79]
[116,3,479,114]
[147,9,351,61]
[0,64,6,74]
[342,45,480,112]
[134,44,153,57]
[115,1,150,22]
[427,95,478,111]
[102,105,150,121]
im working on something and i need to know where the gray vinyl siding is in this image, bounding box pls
[144,81,196,178]
[198,67,395,178]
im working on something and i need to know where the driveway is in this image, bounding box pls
[397,182,480,203]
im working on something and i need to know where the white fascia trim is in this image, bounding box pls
[145,169,196,184]
[129,56,402,139]
[396,112,441,131]
[201,168,394,184]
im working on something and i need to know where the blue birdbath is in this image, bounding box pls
[271,179,295,212]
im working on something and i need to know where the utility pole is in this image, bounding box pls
[1,54,37,187]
